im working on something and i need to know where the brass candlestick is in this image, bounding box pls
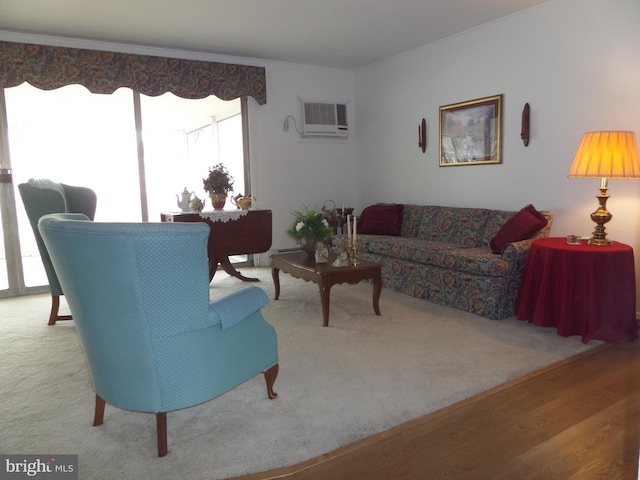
[348,240,359,265]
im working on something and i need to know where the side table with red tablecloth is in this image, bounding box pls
[516,237,637,344]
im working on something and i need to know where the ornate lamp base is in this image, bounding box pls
[587,186,613,246]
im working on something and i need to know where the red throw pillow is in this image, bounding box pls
[490,204,548,254]
[357,204,404,236]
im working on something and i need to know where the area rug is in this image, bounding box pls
[0,267,601,479]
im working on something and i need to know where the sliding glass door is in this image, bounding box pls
[0,82,247,298]
[2,84,140,298]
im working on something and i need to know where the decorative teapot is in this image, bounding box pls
[231,193,256,210]
[176,188,195,212]
[189,195,205,212]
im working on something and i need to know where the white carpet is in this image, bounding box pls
[0,267,601,479]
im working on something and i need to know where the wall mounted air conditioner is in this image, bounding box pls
[301,99,349,138]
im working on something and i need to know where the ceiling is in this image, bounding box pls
[0,0,552,69]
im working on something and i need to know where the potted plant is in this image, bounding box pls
[287,206,334,255]
[203,163,234,210]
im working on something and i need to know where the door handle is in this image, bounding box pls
[0,168,12,184]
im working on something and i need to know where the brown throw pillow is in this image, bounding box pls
[490,204,548,254]
[357,204,404,236]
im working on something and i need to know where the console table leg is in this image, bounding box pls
[219,256,260,282]
[208,259,219,282]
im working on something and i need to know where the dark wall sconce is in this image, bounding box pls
[521,103,530,147]
[418,118,426,153]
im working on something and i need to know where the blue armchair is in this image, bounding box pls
[38,213,279,457]
[18,178,97,325]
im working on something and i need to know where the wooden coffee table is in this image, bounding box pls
[271,251,382,327]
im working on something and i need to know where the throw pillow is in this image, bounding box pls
[489,204,548,254]
[357,204,404,236]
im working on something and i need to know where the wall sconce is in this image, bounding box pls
[418,119,426,153]
[521,103,530,147]
[567,131,640,245]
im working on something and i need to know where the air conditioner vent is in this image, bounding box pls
[301,100,349,138]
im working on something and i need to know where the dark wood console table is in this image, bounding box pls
[161,210,272,282]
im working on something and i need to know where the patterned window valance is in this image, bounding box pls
[0,41,266,105]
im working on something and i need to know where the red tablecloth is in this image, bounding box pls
[516,237,637,344]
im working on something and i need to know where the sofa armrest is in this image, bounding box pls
[500,239,537,275]
[501,210,552,267]
[207,286,270,330]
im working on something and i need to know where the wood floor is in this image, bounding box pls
[235,338,640,480]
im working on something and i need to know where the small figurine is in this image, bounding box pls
[331,250,350,267]
[315,242,329,264]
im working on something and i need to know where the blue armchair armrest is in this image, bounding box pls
[208,286,270,330]
[39,212,91,223]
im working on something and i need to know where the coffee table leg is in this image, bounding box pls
[372,271,382,316]
[319,281,331,327]
[272,267,281,300]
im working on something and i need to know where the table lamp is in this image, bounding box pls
[568,131,640,245]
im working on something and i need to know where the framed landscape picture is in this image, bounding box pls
[439,94,503,166]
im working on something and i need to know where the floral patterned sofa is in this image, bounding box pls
[334,203,552,320]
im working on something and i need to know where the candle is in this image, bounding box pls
[347,215,351,242]
[342,202,345,216]
[353,216,357,242]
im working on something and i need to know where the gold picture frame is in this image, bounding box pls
[439,94,503,166]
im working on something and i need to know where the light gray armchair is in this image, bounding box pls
[18,178,97,324]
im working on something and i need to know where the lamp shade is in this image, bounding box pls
[568,131,640,179]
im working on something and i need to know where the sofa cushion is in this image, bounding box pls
[441,247,511,276]
[489,204,548,254]
[482,209,517,248]
[400,204,425,238]
[368,237,509,277]
[416,207,489,247]
[368,236,462,262]
[358,204,404,236]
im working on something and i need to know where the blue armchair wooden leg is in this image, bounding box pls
[93,394,168,457]
[48,295,73,325]
[93,394,105,426]
[157,413,168,457]
[264,364,279,400]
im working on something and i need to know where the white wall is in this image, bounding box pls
[247,62,356,260]
[354,0,640,305]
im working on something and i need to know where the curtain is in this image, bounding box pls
[0,41,266,105]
